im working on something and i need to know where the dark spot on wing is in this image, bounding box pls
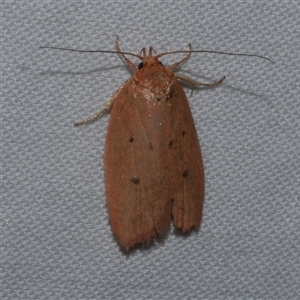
[130,177,140,184]
[182,170,189,178]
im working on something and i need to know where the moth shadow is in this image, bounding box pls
[38,65,123,76]
[173,227,196,240]
[119,227,171,255]
[225,84,272,101]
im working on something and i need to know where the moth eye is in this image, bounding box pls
[138,62,144,70]
[159,61,163,66]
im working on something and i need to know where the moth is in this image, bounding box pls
[41,37,272,250]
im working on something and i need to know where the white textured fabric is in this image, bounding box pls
[3,1,299,299]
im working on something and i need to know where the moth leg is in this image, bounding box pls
[168,43,192,71]
[74,81,127,126]
[175,73,226,88]
[74,107,107,126]
[115,35,137,72]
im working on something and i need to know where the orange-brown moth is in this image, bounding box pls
[41,37,272,250]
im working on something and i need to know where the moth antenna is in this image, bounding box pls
[39,46,142,60]
[157,48,274,64]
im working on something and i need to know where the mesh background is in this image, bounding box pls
[2,1,299,299]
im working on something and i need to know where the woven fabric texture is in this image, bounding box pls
[2,1,299,299]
